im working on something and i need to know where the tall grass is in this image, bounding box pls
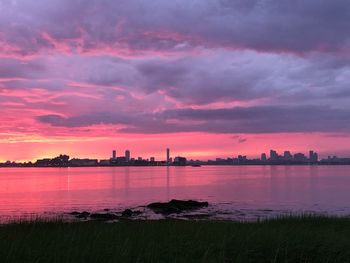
[0,216,350,262]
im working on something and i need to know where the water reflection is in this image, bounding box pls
[0,166,349,218]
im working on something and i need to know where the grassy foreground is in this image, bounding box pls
[1,217,350,262]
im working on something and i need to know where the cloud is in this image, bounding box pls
[37,105,350,134]
[1,0,350,145]
[0,58,45,79]
[1,0,350,57]
[36,112,131,128]
[231,135,248,143]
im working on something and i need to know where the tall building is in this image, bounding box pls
[294,153,307,162]
[261,153,267,161]
[174,156,187,166]
[112,150,116,160]
[166,148,170,164]
[125,150,130,162]
[270,150,278,161]
[309,150,318,163]
[283,151,293,161]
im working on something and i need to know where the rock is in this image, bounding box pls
[121,209,133,217]
[69,211,80,216]
[90,213,118,220]
[147,200,209,214]
[69,211,90,218]
[121,209,143,217]
[77,211,90,218]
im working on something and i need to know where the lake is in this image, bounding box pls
[1,165,350,221]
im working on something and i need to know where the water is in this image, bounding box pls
[0,166,350,221]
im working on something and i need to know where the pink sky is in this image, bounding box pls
[1,0,350,162]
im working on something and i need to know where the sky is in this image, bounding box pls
[1,0,350,162]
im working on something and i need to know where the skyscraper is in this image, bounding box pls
[125,150,130,162]
[309,150,318,163]
[166,148,170,164]
[283,151,293,161]
[261,153,267,161]
[112,150,116,160]
[270,150,278,161]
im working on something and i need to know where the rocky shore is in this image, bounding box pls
[69,199,209,221]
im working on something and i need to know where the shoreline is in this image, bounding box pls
[2,163,350,168]
[1,199,346,225]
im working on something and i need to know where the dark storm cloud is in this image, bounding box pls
[1,0,350,55]
[37,105,350,134]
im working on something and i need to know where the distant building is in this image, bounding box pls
[166,148,170,164]
[270,150,279,161]
[261,153,267,161]
[99,159,111,166]
[214,158,233,165]
[116,157,127,163]
[293,153,308,162]
[309,150,318,163]
[125,150,130,162]
[112,150,117,160]
[70,159,98,166]
[283,151,293,161]
[150,157,155,162]
[174,156,187,166]
[238,155,247,165]
[321,156,350,164]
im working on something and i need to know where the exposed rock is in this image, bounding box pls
[69,211,80,216]
[147,200,209,214]
[121,209,133,217]
[132,210,143,215]
[121,209,143,217]
[90,213,119,220]
[69,211,90,218]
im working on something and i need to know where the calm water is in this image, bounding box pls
[1,166,350,220]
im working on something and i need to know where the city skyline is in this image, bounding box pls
[3,146,350,166]
[1,145,349,163]
[1,1,350,161]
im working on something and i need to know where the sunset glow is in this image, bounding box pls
[1,0,350,161]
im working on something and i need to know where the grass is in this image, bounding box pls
[1,216,350,262]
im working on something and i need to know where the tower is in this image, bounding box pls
[112,150,116,160]
[125,150,130,162]
[166,148,170,164]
